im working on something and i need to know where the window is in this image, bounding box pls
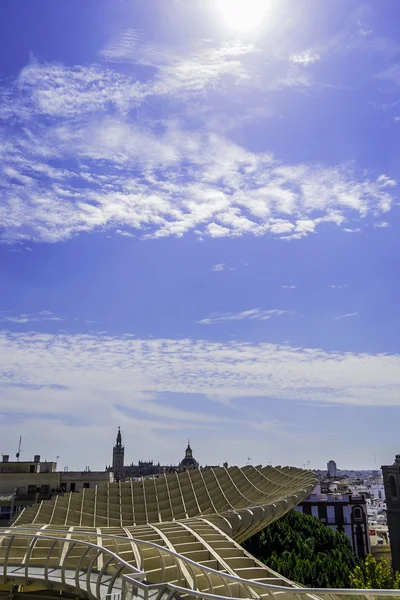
[353,507,362,520]
[83,482,90,489]
[327,505,335,524]
[390,476,397,497]
[70,482,76,492]
[0,507,10,520]
[27,485,36,494]
[29,465,35,473]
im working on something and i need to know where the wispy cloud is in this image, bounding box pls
[198,308,289,325]
[101,31,254,97]
[373,221,390,228]
[116,229,134,237]
[289,49,320,66]
[0,310,62,324]
[334,312,358,320]
[0,107,395,244]
[343,228,362,233]
[1,332,400,413]
[0,35,397,245]
[281,285,296,289]
[328,284,349,289]
[211,263,236,272]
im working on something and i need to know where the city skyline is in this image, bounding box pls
[1,0,400,470]
[0,430,389,473]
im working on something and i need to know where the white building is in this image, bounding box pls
[60,470,113,492]
[370,483,385,501]
[295,488,370,558]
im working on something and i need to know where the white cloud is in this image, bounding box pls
[373,221,390,228]
[281,285,296,289]
[1,332,400,415]
[0,311,62,325]
[1,332,400,469]
[211,263,236,272]
[0,48,397,245]
[116,229,134,237]
[0,112,395,244]
[289,49,320,66]
[328,284,349,289]
[268,65,313,91]
[378,65,400,87]
[101,31,254,96]
[198,308,289,325]
[334,312,358,320]
[343,228,362,233]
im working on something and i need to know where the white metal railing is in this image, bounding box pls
[0,531,146,600]
[1,529,400,600]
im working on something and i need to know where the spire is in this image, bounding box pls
[116,427,122,447]
[185,439,192,457]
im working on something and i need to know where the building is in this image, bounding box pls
[107,428,200,480]
[295,485,370,558]
[60,469,113,492]
[0,453,113,523]
[327,459,337,478]
[382,454,400,571]
[122,460,165,479]
[0,475,59,522]
[0,453,61,522]
[0,453,57,476]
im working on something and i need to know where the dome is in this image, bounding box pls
[180,440,198,470]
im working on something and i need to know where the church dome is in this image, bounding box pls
[180,440,198,470]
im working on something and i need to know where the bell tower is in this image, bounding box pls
[382,454,400,571]
[112,427,125,482]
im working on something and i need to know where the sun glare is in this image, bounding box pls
[217,0,271,33]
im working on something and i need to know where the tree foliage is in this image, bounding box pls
[242,510,360,588]
[350,554,400,589]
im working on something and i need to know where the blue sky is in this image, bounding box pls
[1,0,400,471]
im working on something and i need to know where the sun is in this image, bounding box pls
[217,0,271,33]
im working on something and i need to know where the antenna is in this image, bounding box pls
[16,435,25,462]
[247,457,251,465]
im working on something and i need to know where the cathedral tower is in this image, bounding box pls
[112,427,125,482]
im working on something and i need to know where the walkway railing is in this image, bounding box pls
[1,530,400,600]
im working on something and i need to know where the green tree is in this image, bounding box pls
[350,555,400,589]
[243,510,360,588]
